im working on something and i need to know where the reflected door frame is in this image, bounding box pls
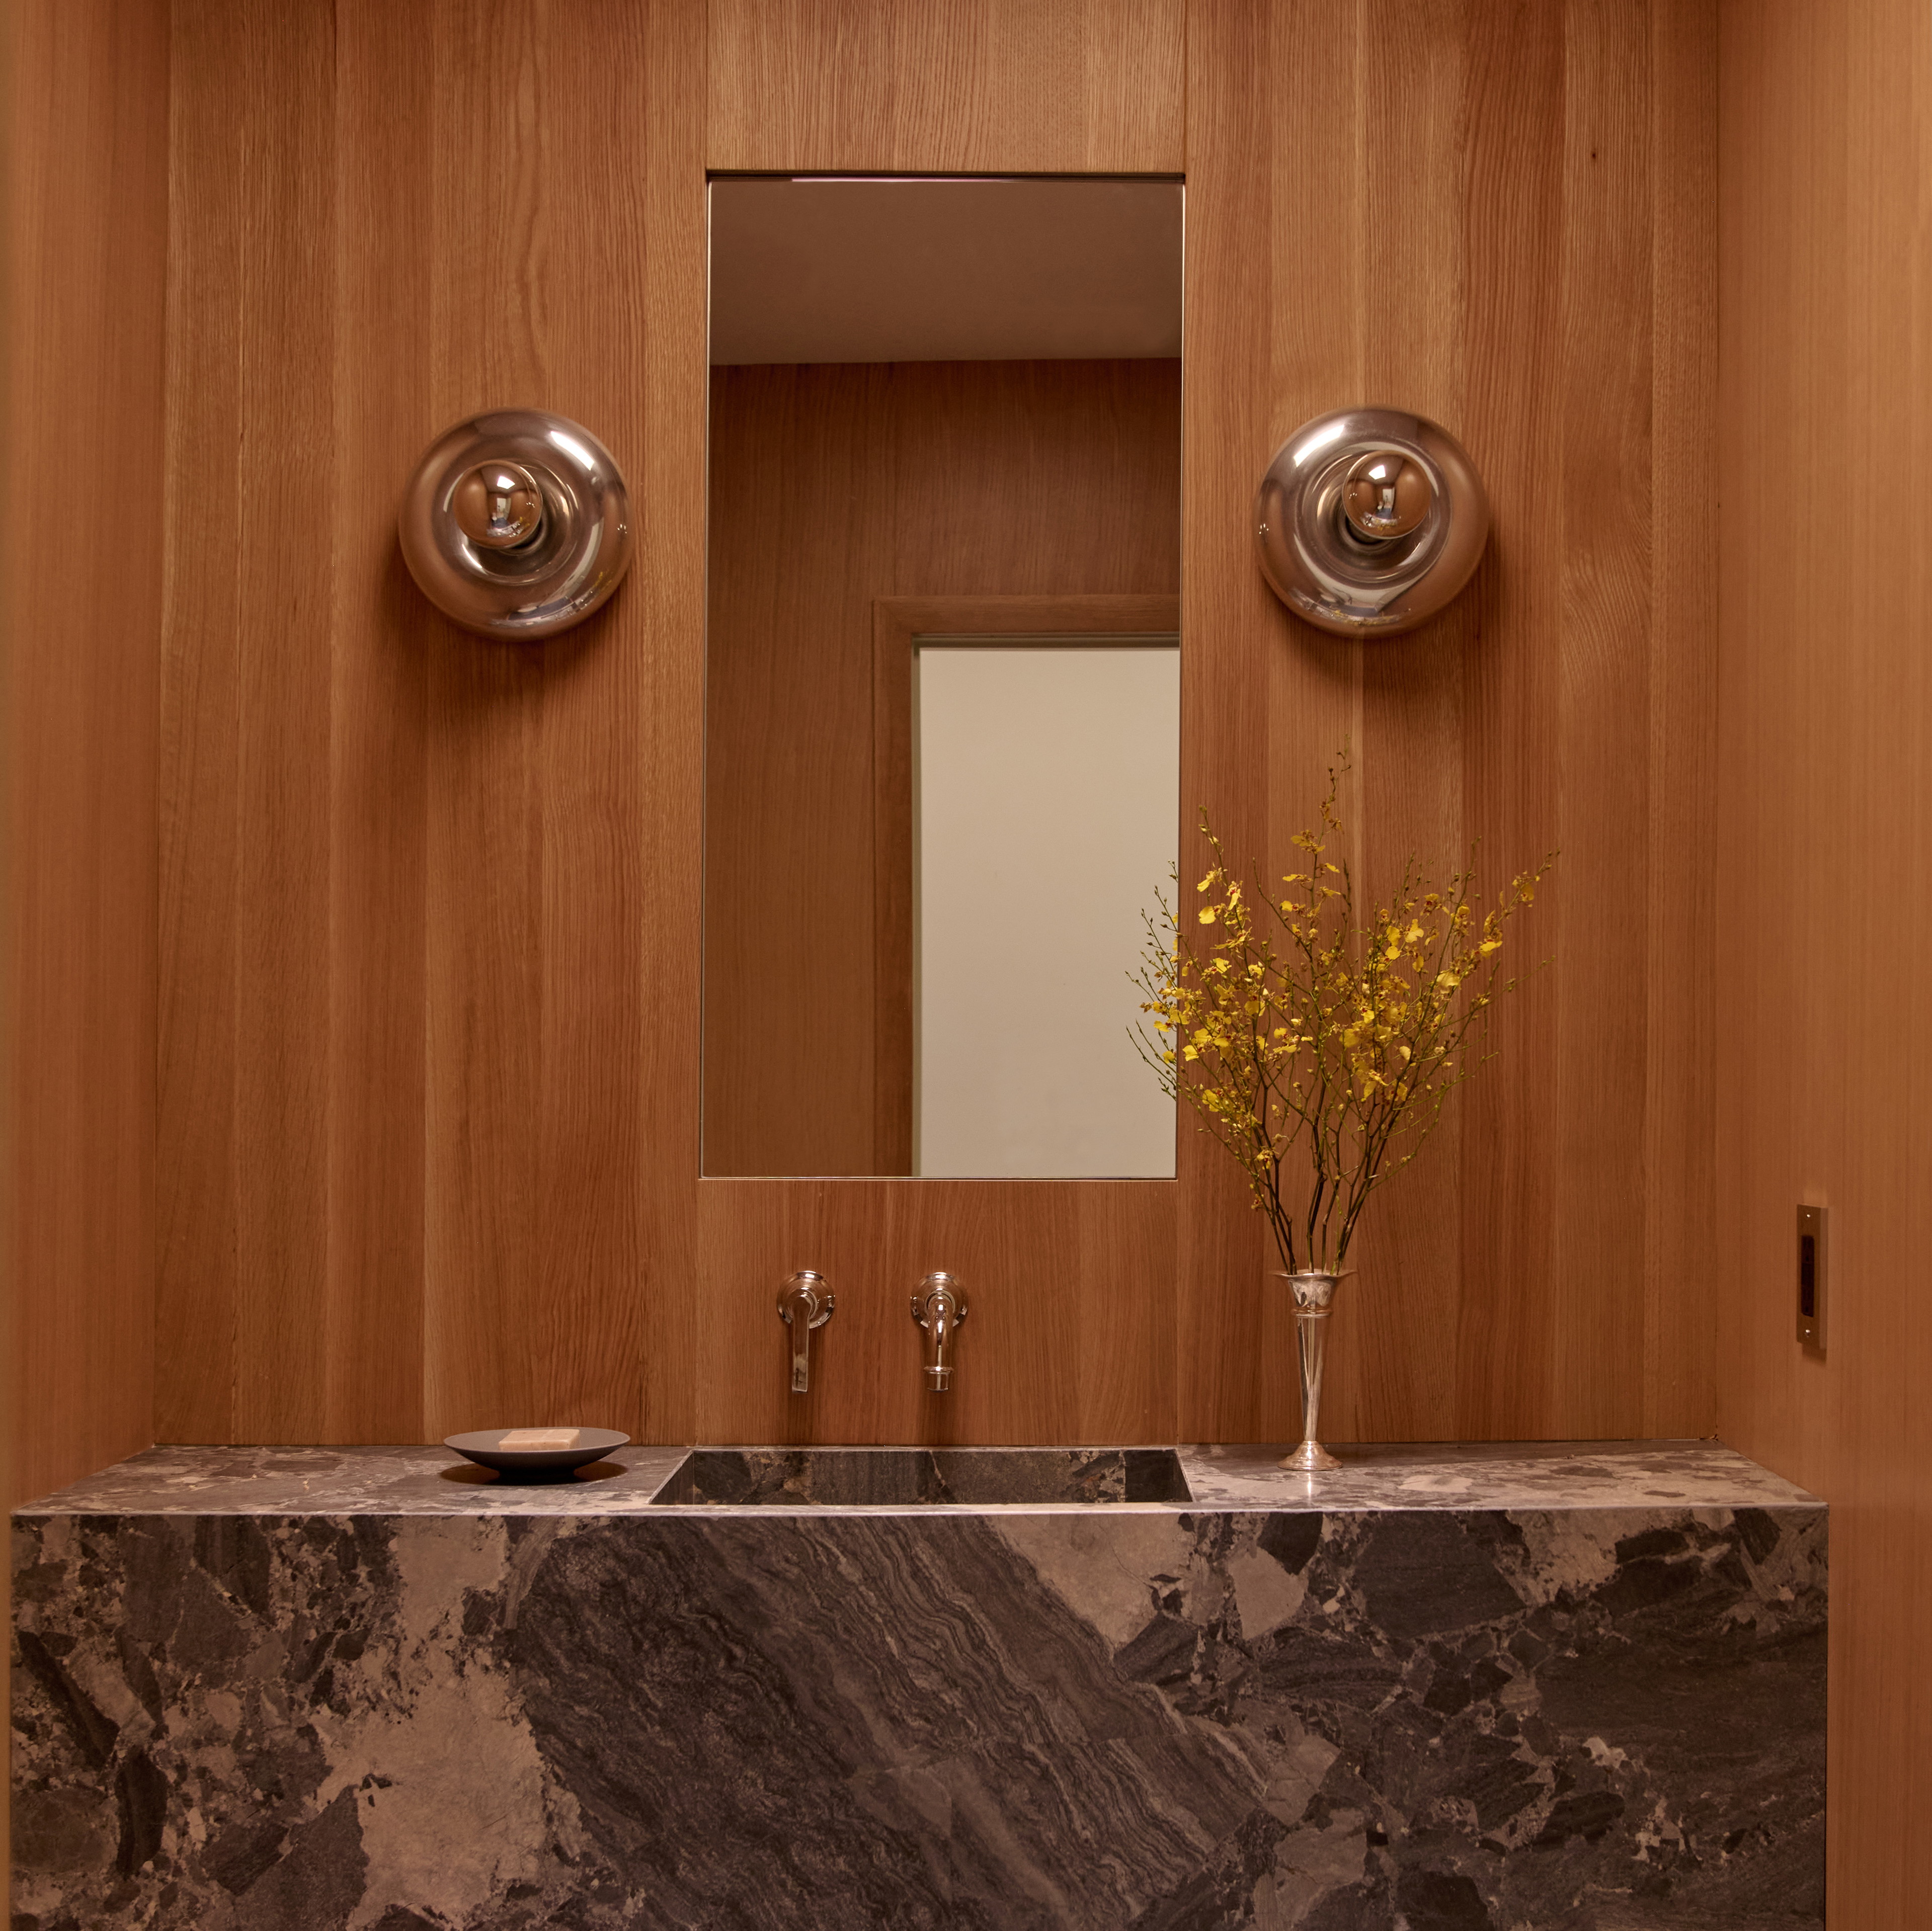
[870,592,1183,1172]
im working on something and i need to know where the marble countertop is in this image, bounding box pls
[12,1438,1819,1517]
[1177,1438,1820,1511]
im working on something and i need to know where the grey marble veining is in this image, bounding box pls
[1176,1440,1821,1514]
[14,1441,1826,1930]
[14,1437,1812,1519]
[11,1443,692,1517]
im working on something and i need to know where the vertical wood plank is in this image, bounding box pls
[328,0,433,1441]
[1645,0,1717,1436]
[524,3,659,1434]
[158,0,246,1445]
[421,0,554,1437]
[633,0,709,1448]
[1549,0,1652,1435]
[8,0,168,1498]
[1178,0,1360,1444]
[423,0,681,1437]
[232,0,335,1440]
[1717,0,1932,1920]
[1448,0,1566,1439]
[1340,0,1470,1444]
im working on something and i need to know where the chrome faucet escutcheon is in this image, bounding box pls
[777,1271,835,1395]
[911,1273,968,1392]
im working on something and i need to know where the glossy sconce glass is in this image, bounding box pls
[1254,407,1489,636]
[398,408,632,640]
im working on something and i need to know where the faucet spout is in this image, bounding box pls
[777,1271,834,1395]
[911,1273,968,1392]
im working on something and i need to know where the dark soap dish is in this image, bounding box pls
[444,1428,631,1482]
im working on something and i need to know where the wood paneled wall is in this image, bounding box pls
[5,0,169,1505]
[143,0,1721,1453]
[704,358,1181,1177]
[156,0,707,1448]
[1715,1,1932,1919]
[1178,0,1718,1444]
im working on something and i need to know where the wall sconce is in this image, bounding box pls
[1254,407,1489,636]
[398,408,633,640]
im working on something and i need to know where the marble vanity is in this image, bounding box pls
[12,1441,1825,1929]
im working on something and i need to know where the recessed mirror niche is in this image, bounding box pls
[703,177,1183,1179]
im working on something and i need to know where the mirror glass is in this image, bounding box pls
[703,177,1183,1178]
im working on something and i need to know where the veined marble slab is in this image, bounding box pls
[10,1443,691,1517]
[1178,1439,1822,1514]
[13,1441,1826,1929]
[13,1437,1815,1517]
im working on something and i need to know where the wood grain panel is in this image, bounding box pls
[8,0,168,1502]
[234,0,334,1441]
[150,2,1719,1462]
[160,0,362,1440]
[431,0,702,1440]
[1180,0,1719,1445]
[158,0,706,1446]
[692,1179,1175,1446]
[328,0,433,1442]
[632,0,711,1450]
[1645,0,1718,1435]
[1548,0,1653,1436]
[706,0,1184,176]
[1176,0,1344,1447]
[1343,0,1470,1448]
[703,360,1182,1178]
[1446,0,1566,1442]
[1716,0,1932,1918]
[157,0,246,1445]
[160,0,341,1441]
[420,0,670,1438]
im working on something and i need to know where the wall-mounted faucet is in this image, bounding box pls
[777,1271,834,1395]
[911,1273,968,1392]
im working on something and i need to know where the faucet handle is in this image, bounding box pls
[911,1272,967,1393]
[777,1271,834,1396]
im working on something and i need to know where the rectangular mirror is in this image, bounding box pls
[703,177,1183,1178]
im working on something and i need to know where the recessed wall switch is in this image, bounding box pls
[1796,1205,1826,1352]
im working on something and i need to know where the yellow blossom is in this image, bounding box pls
[1133,766,1553,1275]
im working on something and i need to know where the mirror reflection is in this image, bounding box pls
[703,177,1183,1178]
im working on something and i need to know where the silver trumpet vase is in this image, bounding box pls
[1277,1271,1347,1470]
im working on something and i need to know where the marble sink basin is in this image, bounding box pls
[13,1440,1825,1927]
[649,1444,1192,1506]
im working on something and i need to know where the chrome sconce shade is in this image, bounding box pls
[1254,407,1489,636]
[398,409,633,640]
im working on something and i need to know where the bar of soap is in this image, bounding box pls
[499,1427,583,1450]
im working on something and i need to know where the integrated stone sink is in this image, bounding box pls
[650,1444,1192,1506]
[13,1440,1827,1927]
